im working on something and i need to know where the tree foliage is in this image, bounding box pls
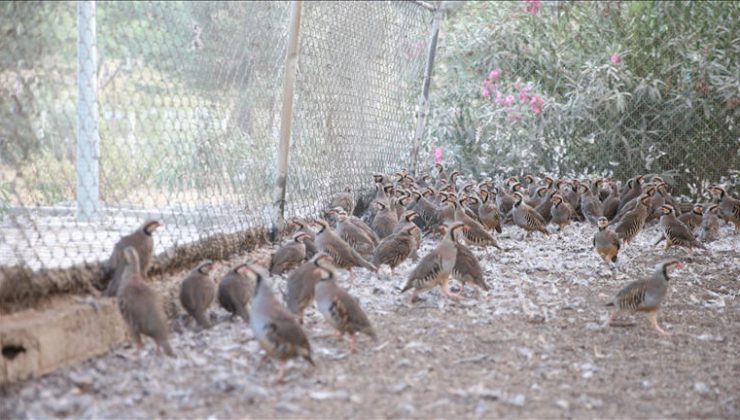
[428,1,739,193]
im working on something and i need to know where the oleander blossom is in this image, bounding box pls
[530,95,545,114]
[495,91,505,106]
[481,79,491,98]
[505,95,515,107]
[610,53,622,65]
[518,85,532,103]
[489,69,501,81]
[523,0,541,15]
[434,148,443,164]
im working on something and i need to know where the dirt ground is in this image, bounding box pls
[2,220,739,419]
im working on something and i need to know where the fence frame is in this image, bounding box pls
[75,0,100,222]
[271,0,304,241]
[411,1,443,177]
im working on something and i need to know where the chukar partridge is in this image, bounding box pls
[248,264,314,382]
[401,222,465,303]
[606,260,684,335]
[179,260,216,329]
[104,220,163,297]
[117,247,175,357]
[314,259,377,352]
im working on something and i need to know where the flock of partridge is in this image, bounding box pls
[100,164,739,382]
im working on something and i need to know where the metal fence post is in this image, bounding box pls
[76,0,100,222]
[271,0,303,241]
[410,2,442,177]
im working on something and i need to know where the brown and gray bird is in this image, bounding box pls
[393,210,422,260]
[315,219,377,277]
[117,247,175,357]
[328,186,355,216]
[401,222,465,303]
[452,196,501,250]
[658,205,705,252]
[104,220,163,297]
[550,193,574,234]
[593,217,620,267]
[512,192,549,237]
[372,223,418,275]
[677,204,704,233]
[285,253,334,324]
[618,175,644,211]
[179,260,216,329]
[710,186,740,230]
[613,184,656,224]
[248,264,314,382]
[450,227,488,293]
[606,260,684,335]
[270,232,310,275]
[288,219,317,258]
[314,260,377,353]
[579,184,604,225]
[614,194,651,245]
[218,263,254,322]
[332,208,377,258]
[478,189,502,233]
[602,181,621,221]
[697,204,720,243]
[371,201,399,240]
[409,188,441,232]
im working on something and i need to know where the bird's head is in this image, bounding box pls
[315,219,330,233]
[659,204,675,216]
[195,260,215,275]
[597,216,609,229]
[659,259,684,280]
[293,232,310,243]
[141,219,163,236]
[513,192,524,205]
[639,194,652,206]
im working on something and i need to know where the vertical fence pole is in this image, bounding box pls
[271,0,303,241]
[410,2,442,177]
[76,0,100,222]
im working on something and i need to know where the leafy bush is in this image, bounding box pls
[427,1,739,194]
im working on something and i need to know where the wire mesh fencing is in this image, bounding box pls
[284,1,433,219]
[0,1,436,304]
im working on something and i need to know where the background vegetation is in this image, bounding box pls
[427,1,739,195]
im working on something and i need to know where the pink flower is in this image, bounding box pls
[518,85,531,103]
[610,53,621,65]
[481,79,491,97]
[495,91,505,106]
[434,148,443,164]
[529,95,545,114]
[523,0,541,15]
[488,69,501,81]
[504,95,515,107]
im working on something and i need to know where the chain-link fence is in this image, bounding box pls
[426,1,739,196]
[0,1,436,306]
